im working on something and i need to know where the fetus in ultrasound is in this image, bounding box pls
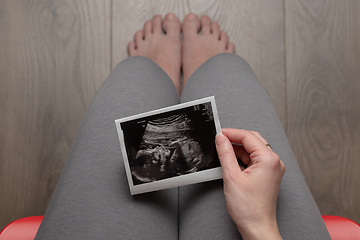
[131,113,207,184]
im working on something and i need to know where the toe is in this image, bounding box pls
[128,41,137,56]
[200,15,211,35]
[152,15,162,34]
[162,13,181,37]
[211,21,220,38]
[135,30,144,42]
[219,31,229,44]
[226,42,235,53]
[182,13,200,37]
[144,20,152,37]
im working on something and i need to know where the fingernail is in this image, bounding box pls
[215,133,227,146]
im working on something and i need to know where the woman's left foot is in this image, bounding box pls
[128,14,182,95]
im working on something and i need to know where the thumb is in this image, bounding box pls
[215,133,241,174]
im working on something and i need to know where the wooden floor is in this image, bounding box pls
[1,0,359,229]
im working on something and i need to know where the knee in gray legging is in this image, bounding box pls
[180,53,330,240]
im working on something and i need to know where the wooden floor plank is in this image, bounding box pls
[285,0,360,223]
[0,0,111,229]
[112,0,286,128]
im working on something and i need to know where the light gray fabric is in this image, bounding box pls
[35,53,331,240]
[35,56,180,239]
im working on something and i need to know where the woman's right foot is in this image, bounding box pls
[181,13,235,87]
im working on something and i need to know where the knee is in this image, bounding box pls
[113,56,154,71]
[211,53,250,67]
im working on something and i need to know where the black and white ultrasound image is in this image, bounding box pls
[120,102,220,185]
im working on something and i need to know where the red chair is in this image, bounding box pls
[322,215,360,240]
[0,216,43,240]
[1,215,360,239]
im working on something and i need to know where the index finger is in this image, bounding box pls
[222,128,270,156]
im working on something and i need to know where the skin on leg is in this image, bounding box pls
[181,13,235,88]
[35,15,182,239]
[128,13,182,96]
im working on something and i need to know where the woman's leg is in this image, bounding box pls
[35,14,182,240]
[179,15,331,240]
[35,56,179,240]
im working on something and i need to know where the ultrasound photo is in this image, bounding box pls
[116,97,222,195]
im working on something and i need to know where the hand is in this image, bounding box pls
[215,128,285,240]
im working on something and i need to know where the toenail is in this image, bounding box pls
[154,15,162,21]
[166,13,175,20]
[201,15,210,21]
[186,13,198,20]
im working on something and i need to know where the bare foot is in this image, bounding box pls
[182,13,235,87]
[128,13,182,95]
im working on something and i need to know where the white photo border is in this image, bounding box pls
[115,96,222,195]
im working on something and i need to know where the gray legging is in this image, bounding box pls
[35,53,331,239]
